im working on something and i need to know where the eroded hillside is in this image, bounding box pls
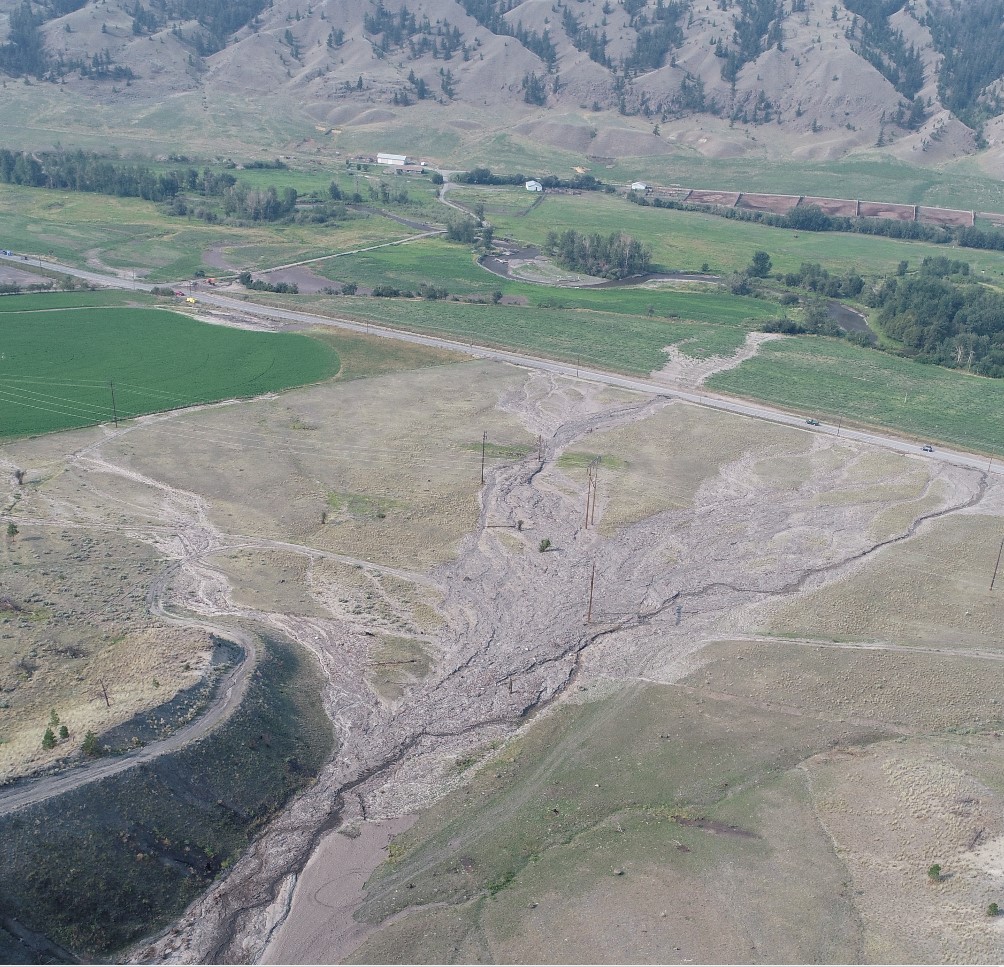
[1,0,1003,163]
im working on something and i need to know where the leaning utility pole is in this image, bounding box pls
[481,430,487,485]
[109,381,118,429]
[586,562,596,623]
[991,537,1004,591]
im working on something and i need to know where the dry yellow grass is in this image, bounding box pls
[0,529,211,780]
[758,513,1004,648]
[803,737,1004,964]
[684,639,1004,735]
[552,403,810,533]
[102,362,535,570]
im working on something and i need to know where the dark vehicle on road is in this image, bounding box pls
[805,418,821,426]
[922,444,934,453]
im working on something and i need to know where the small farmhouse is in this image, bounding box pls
[525,180,543,192]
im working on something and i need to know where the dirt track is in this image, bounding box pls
[0,637,253,817]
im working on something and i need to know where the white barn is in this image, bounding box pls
[378,153,410,166]
[525,180,543,192]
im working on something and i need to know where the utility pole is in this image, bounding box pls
[109,381,118,428]
[586,562,596,623]
[537,434,544,462]
[481,430,487,485]
[586,463,594,530]
[991,537,1004,591]
[99,680,111,707]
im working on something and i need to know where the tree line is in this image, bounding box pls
[624,0,686,74]
[926,0,1004,130]
[0,0,269,78]
[844,0,925,101]
[759,252,1004,376]
[0,149,309,223]
[0,148,188,201]
[717,0,783,84]
[454,167,605,191]
[458,0,557,68]
[628,192,1004,254]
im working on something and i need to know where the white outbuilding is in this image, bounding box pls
[525,180,543,192]
[631,181,648,191]
[377,153,410,166]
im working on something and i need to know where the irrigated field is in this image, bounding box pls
[0,183,433,281]
[0,298,338,438]
[0,328,461,785]
[472,190,1004,278]
[249,288,779,372]
[708,336,1004,454]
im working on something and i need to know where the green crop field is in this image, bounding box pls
[318,236,784,320]
[0,183,432,282]
[446,186,540,218]
[0,290,157,311]
[709,337,1004,453]
[478,191,1004,278]
[597,154,1004,214]
[321,238,502,292]
[435,130,1004,213]
[0,304,338,438]
[258,289,778,374]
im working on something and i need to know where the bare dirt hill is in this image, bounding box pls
[4,0,1004,165]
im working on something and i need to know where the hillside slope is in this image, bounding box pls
[1,0,1003,164]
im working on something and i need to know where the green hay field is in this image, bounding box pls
[320,238,785,330]
[469,190,1004,279]
[257,290,778,374]
[0,291,157,311]
[709,336,1004,453]
[0,301,338,438]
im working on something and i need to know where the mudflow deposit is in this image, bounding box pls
[4,341,1004,964]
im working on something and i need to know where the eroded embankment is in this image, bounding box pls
[0,637,332,963]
